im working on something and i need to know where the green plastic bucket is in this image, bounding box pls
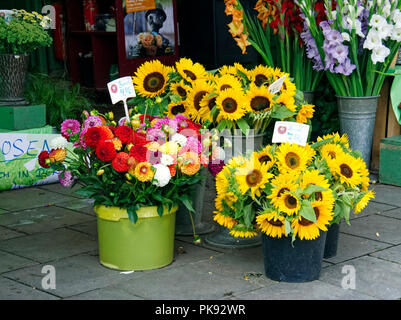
[94,205,177,271]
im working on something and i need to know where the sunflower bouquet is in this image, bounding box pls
[213,132,374,241]
[37,110,214,223]
[130,58,315,137]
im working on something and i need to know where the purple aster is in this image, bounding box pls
[83,116,102,129]
[61,119,81,139]
[59,171,75,188]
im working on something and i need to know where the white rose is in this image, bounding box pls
[152,164,171,187]
[50,136,68,150]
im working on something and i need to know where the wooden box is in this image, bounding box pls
[379,135,401,186]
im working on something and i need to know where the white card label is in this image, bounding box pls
[107,76,136,105]
[268,75,286,94]
[272,121,310,146]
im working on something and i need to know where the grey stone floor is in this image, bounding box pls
[0,180,401,300]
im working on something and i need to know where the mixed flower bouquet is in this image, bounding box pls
[224,0,326,91]
[0,9,52,54]
[130,58,315,135]
[37,110,224,223]
[134,32,164,57]
[213,132,374,240]
[297,0,401,96]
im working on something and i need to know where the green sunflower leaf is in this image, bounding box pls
[303,185,327,196]
[236,118,250,136]
[300,200,316,223]
[271,104,296,120]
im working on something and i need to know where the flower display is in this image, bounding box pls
[297,0,401,96]
[213,133,375,240]
[38,111,210,223]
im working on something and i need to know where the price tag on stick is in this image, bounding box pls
[107,76,136,121]
[268,75,286,94]
[272,121,310,146]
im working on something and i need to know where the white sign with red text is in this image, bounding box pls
[272,121,310,146]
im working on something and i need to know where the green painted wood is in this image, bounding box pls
[0,125,53,133]
[379,135,401,186]
[0,104,46,130]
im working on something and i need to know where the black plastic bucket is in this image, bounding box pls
[262,232,327,282]
[323,223,340,259]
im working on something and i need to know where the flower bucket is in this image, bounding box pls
[302,91,315,105]
[0,54,30,106]
[337,96,379,169]
[262,232,327,282]
[323,223,340,259]
[94,205,177,271]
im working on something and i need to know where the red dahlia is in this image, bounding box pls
[38,151,50,168]
[112,152,130,172]
[114,125,133,144]
[129,145,148,163]
[134,131,149,146]
[96,141,117,162]
[85,126,114,149]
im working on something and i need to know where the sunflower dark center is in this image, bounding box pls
[194,91,208,110]
[328,151,336,159]
[299,207,320,226]
[171,104,186,115]
[255,74,268,86]
[285,152,300,169]
[284,194,298,209]
[268,218,283,227]
[143,72,165,92]
[259,155,272,163]
[315,191,323,201]
[246,170,262,186]
[208,97,216,110]
[222,98,238,113]
[277,187,290,197]
[340,164,353,178]
[176,86,187,98]
[251,96,270,112]
[220,84,232,91]
[184,70,197,81]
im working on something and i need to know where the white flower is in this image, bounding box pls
[371,45,390,64]
[391,27,401,42]
[392,9,401,28]
[370,14,387,29]
[152,164,171,187]
[376,23,393,40]
[171,133,187,147]
[363,29,382,50]
[161,153,174,166]
[50,136,68,150]
[354,19,365,38]
[341,32,350,42]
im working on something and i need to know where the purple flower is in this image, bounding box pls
[301,26,324,71]
[83,116,102,129]
[208,161,225,177]
[59,171,75,188]
[153,117,178,134]
[146,128,166,143]
[61,119,81,139]
[334,58,356,76]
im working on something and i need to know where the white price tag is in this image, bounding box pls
[272,121,310,146]
[268,75,286,94]
[107,76,136,105]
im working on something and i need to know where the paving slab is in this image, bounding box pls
[67,221,98,237]
[319,256,401,300]
[370,245,401,265]
[2,254,148,299]
[323,233,391,264]
[340,215,401,245]
[0,277,59,300]
[0,206,94,235]
[0,228,97,263]
[350,201,397,220]
[0,250,38,274]
[371,184,401,207]
[0,225,25,241]
[105,262,264,300]
[38,183,84,198]
[56,198,95,216]
[0,187,77,212]
[379,207,401,220]
[66,287,145,300]
[232,280,375,300]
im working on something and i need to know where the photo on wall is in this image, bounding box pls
[123,0,175,59]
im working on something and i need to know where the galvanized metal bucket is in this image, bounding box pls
[337,96,379,169]
[0,54,30,106]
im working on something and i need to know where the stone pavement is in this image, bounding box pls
[0,180,401,300]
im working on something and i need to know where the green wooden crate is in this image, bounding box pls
[0,104,46,130]
[379,135,401,186]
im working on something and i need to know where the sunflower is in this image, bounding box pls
[229,227,258,238]
[267,172,298,209]
[276,93,296,112]
[354,190,375,214]
[245,83,275,113]
[275,142,316,174]
[167,101,189,118]
[186,79,214,122]
[132,60,169,97]
[198,92,218,123]
[170,80,192,99]
[296,104,315,124]
[256,211,287,238]
[215,74,243,92]
[250,65,275,87]
[276,191,301,215]
[233,62,251,79]
[327,151,363,188]
[134,162,154,182]
[213,211,238,229]
[320,143,345,161]
[215,192,237,211]
[355,157,370,191]
[175,57,207,82]
[236,156,273,199]
[317,132,350,149]
[215,88,247,121]
[216,166,231,195]
[255,146,275,168]
[272,68,296,96]
[292,200,333,240]
[218,64,237,76]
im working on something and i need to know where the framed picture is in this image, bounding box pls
[115,0,179,76]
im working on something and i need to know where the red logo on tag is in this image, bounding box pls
[111,84,118,93]
[278,126,287,134]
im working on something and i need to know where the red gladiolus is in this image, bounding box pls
[96,140,117,162]
[114,125,133,144]
[112,152,130,172]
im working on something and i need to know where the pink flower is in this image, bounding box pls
[59,171,75,188]
[61,119,81,140]
[83,116,102,130]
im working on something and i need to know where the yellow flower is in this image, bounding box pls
[160,141,180,156]
[213,212,238,229]
[267,172,298,209]
[320,143,345,161]
[170,80,191,99]
[175,57,208,82]
[134,162,154,182]
[132,60,169,97]
[326,151,363,188]
[215,88,247,121]
[275,142,316,174]
[186,79,214,122]
[296,104,315,124]
[250,65,275,87]
[317,132,350,149]
[276,191,301,216]
[276,93,297,112]
[245,83,275,113]
[256,211,287,238]
[229,228,258,238]
[354,190,375,214]
[167,101,189,118]
[215,73,243,92]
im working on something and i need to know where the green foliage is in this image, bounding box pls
[0,12,52,55]
[25,73,93,128]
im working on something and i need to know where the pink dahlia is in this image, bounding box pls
[61,119,81,140]
[83,116,102,130]
[59,171,75,188]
